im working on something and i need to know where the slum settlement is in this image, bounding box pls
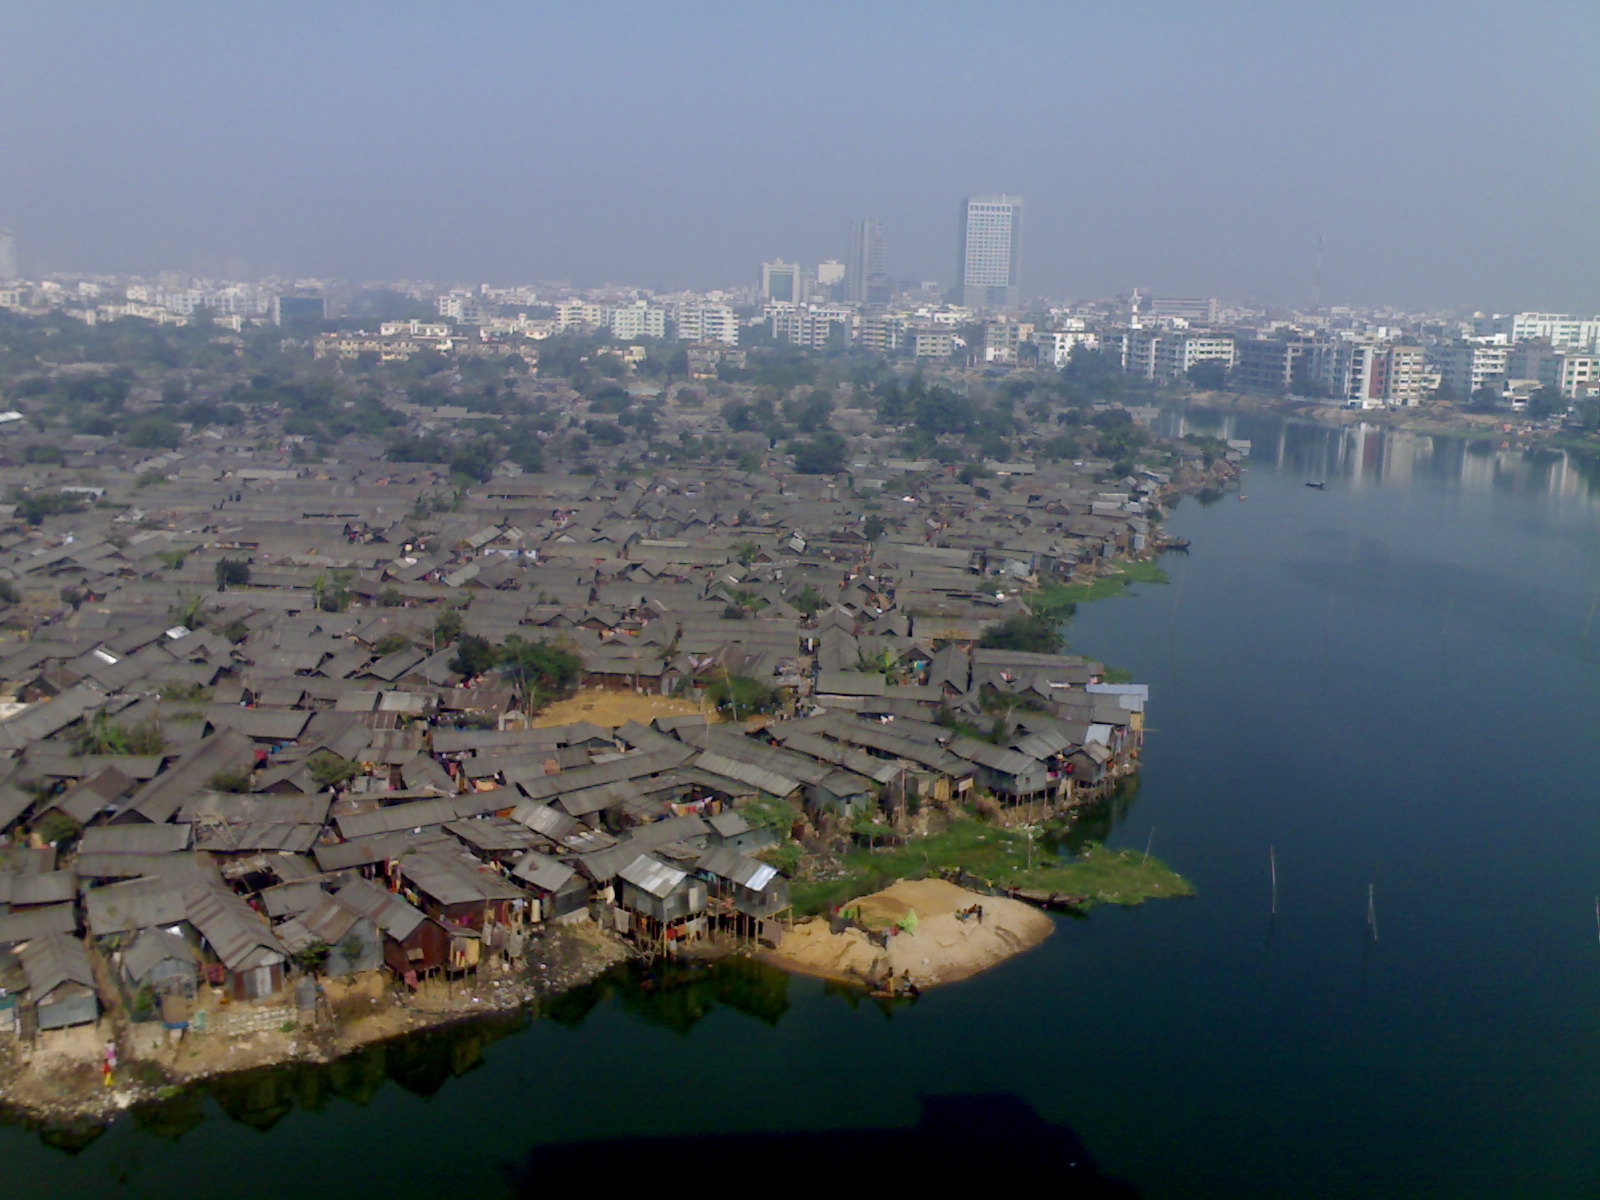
[0,416,1231,1110]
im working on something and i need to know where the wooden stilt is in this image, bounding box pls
[1367,883,1378,941]
[1269,845,1277,916]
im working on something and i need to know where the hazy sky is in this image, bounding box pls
[3,1,1596,310]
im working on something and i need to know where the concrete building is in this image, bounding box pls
[845,218,888,304]
[1232,337,1318,393]
[1505,342,1600,399]
[1474,312,1600,351]
[1143,296,1218,323]
[1033,328,1098,369]
[1431,343,1509,397]
[1124,330,1235,381]
[768,304,851,350]
[606,300,666,341]
[957,194,1023,311]
[759,261,803,305]
[271,295,326,326]
[1371,344,1430,406]
[674,302,739,346]
[438,294,490,325]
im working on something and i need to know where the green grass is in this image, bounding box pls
[787,819,1192,916]
[1029,559,1168,611]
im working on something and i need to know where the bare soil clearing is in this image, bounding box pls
[529,689,717,729]
[760,878,1052,990]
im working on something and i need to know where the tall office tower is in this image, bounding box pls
[0,230,17,281]
[759,260,802,304]
[957,194,1023,310]
[845,218,886,303]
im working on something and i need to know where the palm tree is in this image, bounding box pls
[169,593,207,630]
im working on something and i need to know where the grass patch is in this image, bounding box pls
[787,818,1191,915]
[1030,559,1168,609]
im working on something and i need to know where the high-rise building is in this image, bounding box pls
[845,218,887,304]
[0,229,16,282]
[957,195,1023,310]
[759,261,802,305]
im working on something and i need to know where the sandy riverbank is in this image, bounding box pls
[759,878,1053,990]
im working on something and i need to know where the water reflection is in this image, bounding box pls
[554,955,794,1034]
[1158,403,1600,503]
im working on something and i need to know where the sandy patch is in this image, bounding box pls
[761,878,1053,990]
[528,689,717,729]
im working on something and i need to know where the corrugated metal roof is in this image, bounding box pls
[184,884,286,971]
[616,853,687,900]
[19,932,95,998]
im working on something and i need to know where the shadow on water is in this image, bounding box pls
[504,1093,1140,1197]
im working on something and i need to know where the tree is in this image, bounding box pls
[1186,360,1229,390]
[434,608,465,645]
[793,584,827,618]
[977,614,1065,655]
[788,431,847,474]
[75,713,167,756]
[307,751,361,789]
[1526,386,1567,419]
[498,635,582,700]
[214,557,251,590]
[372,631,413,656]
[1467,386,1500,413]
[169,593,208,630]
[311,569,355,612]
[448,633,498,678]
[705,670,780,719]
[208,766,255,793]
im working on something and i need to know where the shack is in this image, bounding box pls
[19,933,99,1031]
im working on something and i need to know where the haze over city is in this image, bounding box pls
[2,0,1597,310]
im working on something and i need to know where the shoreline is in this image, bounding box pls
[757,878,1054,991]
[0,922,630,1128]
[0,435,1226,1132]
[1181,389,1587,451]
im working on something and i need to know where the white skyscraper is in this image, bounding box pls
[957,195,1023,310]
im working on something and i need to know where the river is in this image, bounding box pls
[4,413,1599,1198]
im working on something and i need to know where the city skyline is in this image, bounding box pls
[2,3,1596,310]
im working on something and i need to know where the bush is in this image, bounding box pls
[208,766,254,793]
[307,752,361,788]
[372,632,414,656]
[977,614,1064,654]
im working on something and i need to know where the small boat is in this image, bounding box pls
[1306,481,1326,489]
[1238,494,1248,501]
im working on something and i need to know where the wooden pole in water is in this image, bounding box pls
[1367,883,1378,941]
[1269,845,1278,915]
[1143,826,1154,867]
[1593,896,1599,944]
